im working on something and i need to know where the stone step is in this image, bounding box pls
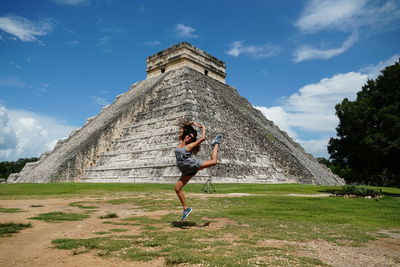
[132,107,198,124]
[124,112,198,131]
[101,146,177,156]
[118,130,177,143]
[89,162,177,171]
[81,175,212,183]
[111,140,176,153]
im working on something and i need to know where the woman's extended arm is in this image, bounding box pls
[186,122,206,151]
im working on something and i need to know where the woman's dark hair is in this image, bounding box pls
[179,122,197,141]
[178,121,200,154]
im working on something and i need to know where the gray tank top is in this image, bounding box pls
[175,146,200,175]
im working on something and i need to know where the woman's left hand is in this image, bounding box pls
[192,121,203,128]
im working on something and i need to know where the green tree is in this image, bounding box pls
[317,157,352,180]
[328,59,400,186]
[0,157,38,181]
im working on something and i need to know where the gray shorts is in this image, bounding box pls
[177,159,202,176]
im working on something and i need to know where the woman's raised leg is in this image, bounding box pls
[198,144,219,170]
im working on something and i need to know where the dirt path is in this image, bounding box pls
[1,194,399,267]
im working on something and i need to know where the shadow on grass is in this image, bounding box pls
[382,192,400,198]
[170,221,211,229]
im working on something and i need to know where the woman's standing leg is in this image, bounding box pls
[175,174,195,210]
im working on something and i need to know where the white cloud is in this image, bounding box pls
[0,77,51,95]
[0,77,29,88]
[227,41,280,58]
[99,27,123,34]
[296,0,400,33]
[65,40,79,46]
[26,56,34,63]
[0,107,18,151]
[294,0,400,62]
[296,0,367,33]
[257,71,368,133]
[98,36,110,46]
[254,106,297,138]
[144,41,161,47]
[0,14,55,42]
[0,105,77,161]
[256,55,397,157]
[64,28,76,34]
[175,24,198,38]
[91,96,109,106]
[298,137,331,157]
[294,32,357,62]
[50,0,90,6]
[359,54,400,78]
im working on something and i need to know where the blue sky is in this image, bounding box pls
[0,0,399,161]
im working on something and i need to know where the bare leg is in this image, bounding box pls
[175,174,195,210]
[198,144,219,170]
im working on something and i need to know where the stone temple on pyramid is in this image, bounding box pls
[9,42,344,185]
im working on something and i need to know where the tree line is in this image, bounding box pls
[0,158,38,181]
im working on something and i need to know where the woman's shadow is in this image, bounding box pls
[171,221,211,229]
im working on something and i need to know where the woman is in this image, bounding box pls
[174,121,222,220]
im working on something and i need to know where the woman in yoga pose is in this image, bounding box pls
[174,121,222,220]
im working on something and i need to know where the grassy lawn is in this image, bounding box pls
[1,183,399,265]
[1,182,399,199]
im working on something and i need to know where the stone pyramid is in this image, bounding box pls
[9,42,344,185]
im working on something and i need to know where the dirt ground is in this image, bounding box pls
[0,193,399,267]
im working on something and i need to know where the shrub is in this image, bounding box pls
[339,185,382,198]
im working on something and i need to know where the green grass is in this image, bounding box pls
[52,237,132,253]
[0,222,32,237]
[200,195,400,245]
[95,231,110,235]
[122,248,161,262]
[0,207,26,213]
[29,211,90,222]
[0,183,174,199]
